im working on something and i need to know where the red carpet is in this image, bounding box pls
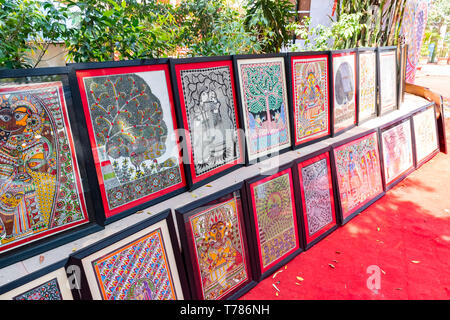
[241,119,450,300]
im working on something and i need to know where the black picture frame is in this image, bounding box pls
[232,52,292,165]
[410,102,440,169]
[330,49,358,137]
[67,58,188,225]
[169,56,245,191]
[175,182,256,300]
[243,162,303,281]
[0,67,103,268]
[378,114,416,192]
[67,208,190,300]
[398,43,407,108]
[0,258,73,299]
[286,50,333,149]
[330,129,386,225]
[437,96,448,154]
[377,46,399,117]
[291,146,339,250]
[356,47,378,125]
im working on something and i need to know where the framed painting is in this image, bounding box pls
[411,103,439,169]
[170,56,244,190]
[356,48,378,124]
[0,259,73,300]
[292,147,338,249]
[331,130,385,225]
[67,209,188,300]
[69,59,187,223]
[233,53,292,164]
[175,182,256,300]
[398,43,407,107]
[244,164,302,280]
[379,116,415,191]
[287,51,331,149]
[377,46,398,116]
[331,49,357,136]
[0,67,102,268]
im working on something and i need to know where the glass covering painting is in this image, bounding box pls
[333,132,383,220]
[76,65,185,218]
[412,107,438,164]
[358,51,377,122]
[292,55,330,144]
[332,53,356,134]
[249,169,299,272]
[236,57,291,161]
[0,81,89,253]
[379,50,397,114]
[188,193,248,300]
[12,278,62,300]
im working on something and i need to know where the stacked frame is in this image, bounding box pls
[330,49,357,136]
[67,209,188,300]
[69,59,187,223]
[0,259,73,300]
[287,51,332,149]
[331,130,385,225]
[170,56,245,190]
[379,116,415,191]
[356,48,378,124]
[244,164,302,280]
[411,103,440,169]
[292,147,338,249]
[0,67,102,268]
[175,182,256,300]
[233,53,292,164]
[377,46,398,116]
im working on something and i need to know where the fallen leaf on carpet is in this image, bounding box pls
[295,282,301,286]
[381,269,386,275]
[296,276,304,282]
[275,292,279,296]
[411,260,421,264]
[272,270,283,278]
[395,288,402,291]
[272,284,280,292]
[285,265,287,270]
[205,184,212,187]
[377,227,380,231]
[329,263,335,269]
[335,251,341,254]
[332,260,338,263]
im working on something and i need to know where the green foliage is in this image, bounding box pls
[0,0,70,69]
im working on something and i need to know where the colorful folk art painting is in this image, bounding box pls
[332,53,356,134]
[189,194,248,300]
[237,58,290,160]
[333,132,383,219]
[177,62,242,181]
[76,65,184,218]
[358,52,377,122]
[379,51,397,114]
[0,82,89,253]
[249,169,299,272]
[298,153,336,243]
[91,228,177,300]
[381,120,414,185]
[412,107,438,164]
[12,278,62,300]
[292,55,330,144]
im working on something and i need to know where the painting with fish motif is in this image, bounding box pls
[235,55,291,163]
[68,209,186,300]
[288,52,331,147]
[74,61,186,220]
[331,50,357,136]
[411,105,439,168]
[357,49,377,123]
[171,57,244,189]
[332,131,384,224]
[246,166,301,279]
[175,183,255,300]
[293,148,337,248]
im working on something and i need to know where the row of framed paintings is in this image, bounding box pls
[0,103,440,300]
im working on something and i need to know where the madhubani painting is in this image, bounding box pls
[298,153,336,243]
[0,82,89,253]
[91,228,178,300]
[379,50,397,114]
[188,193,248,300]
[12,278,63,300]
[412,107,438,164]
[249,169,298,272]
[292,55,330,144]
[333,132,383,219]
[381,120,414,185]
[177,62,242,181]
[77,65,184,218]
[332,53,356,134]
[236,57,290,160]
[358,52,377,122]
